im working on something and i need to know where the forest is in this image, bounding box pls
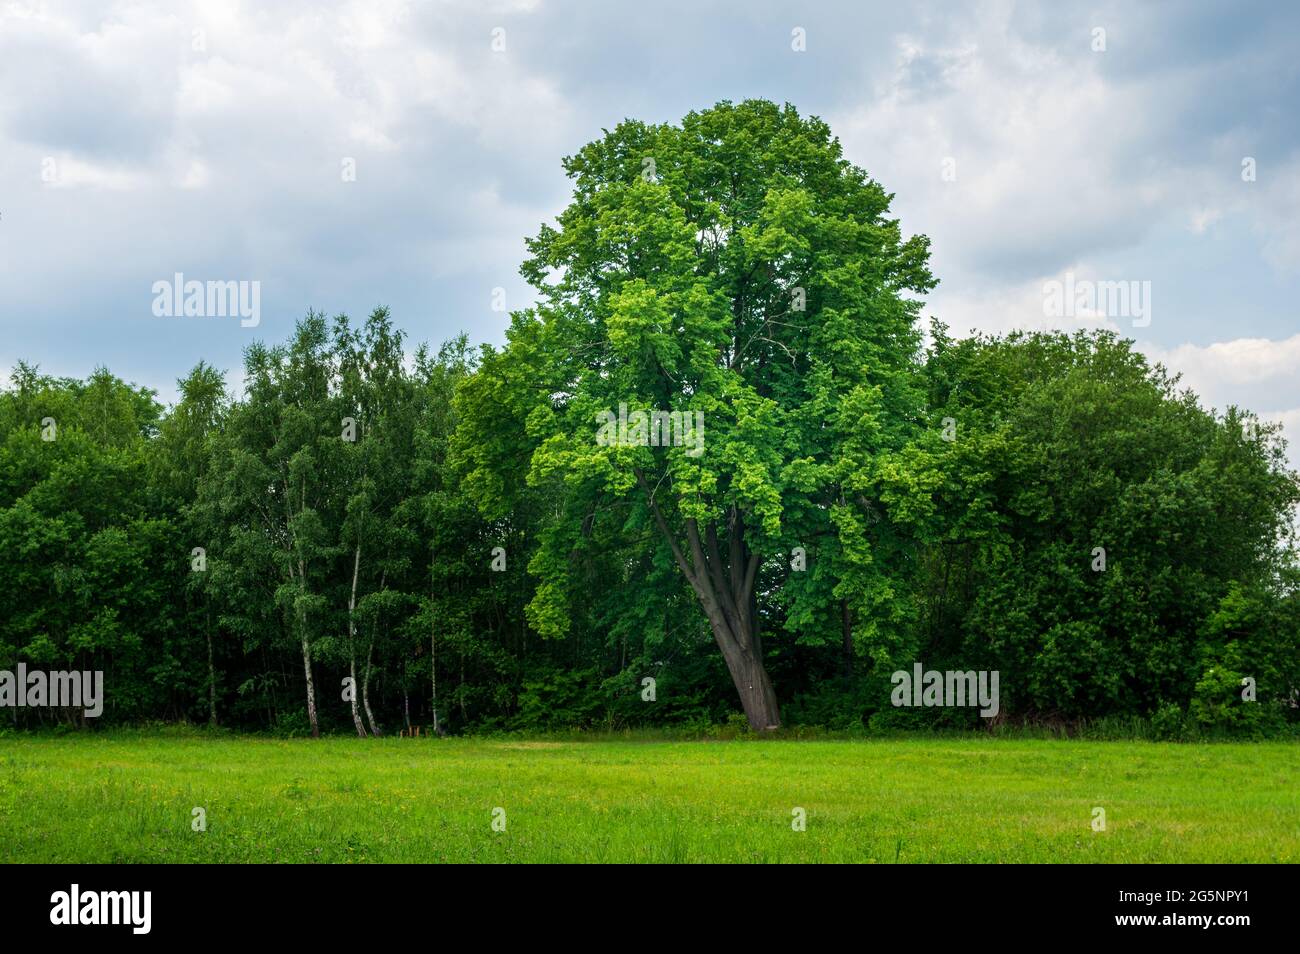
[3,102,1298,738]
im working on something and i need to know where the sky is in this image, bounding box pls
[1,0,1298,459]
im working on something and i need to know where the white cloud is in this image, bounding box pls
[1142,334,1300,469]
[0,0,576,357]
[826,0,1300,357]
[831,20,1163,285]
[928,268,1126,339]
[1144,334,1300,402]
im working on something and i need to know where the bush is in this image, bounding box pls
[270,709,313,738]
[1150,702,1186,741]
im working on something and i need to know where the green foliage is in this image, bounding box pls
[512,668,605,731]
[1,100,1297,736]
[907,327,1300,729]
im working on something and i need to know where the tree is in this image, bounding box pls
[903,328,1300,724]
[456,100,935,730]
[203,315,341,737]
[333,308,416,736]
[404,335,516,734]
[0,364,175,725]
[152,361,228,725]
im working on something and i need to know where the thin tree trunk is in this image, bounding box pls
[297,559,320,739]
[430,606,440,735]
[206,605,218,727]
[347,657,366,737]
[362,638,381,736]
[300,618,319,738]
[361,566,384,738]
[347,543,367,737]
[286,473,319,738]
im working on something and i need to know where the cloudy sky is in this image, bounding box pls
[2,0,1298,456]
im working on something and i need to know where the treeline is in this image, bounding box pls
[1,318,1297,736]
[4,100,1299,736]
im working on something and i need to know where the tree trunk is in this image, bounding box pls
[708,609,782,731]
[638,473,781,731]
[362,569,386,736]
[348,655,366,737]
[347,544,367,738]
[300,621,319,738]
[287,473,319,738]
[728,565,781,731]
[297,560,320,739]
[362,638,382,736]
[430,609,440,735]
[205,604,218,727]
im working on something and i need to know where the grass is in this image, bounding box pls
[1,730,1296,862]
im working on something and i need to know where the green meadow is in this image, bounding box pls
[1,732,1296,863]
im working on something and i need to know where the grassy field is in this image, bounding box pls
[1,731,1296,863]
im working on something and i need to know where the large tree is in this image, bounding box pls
[456,100,935,730]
